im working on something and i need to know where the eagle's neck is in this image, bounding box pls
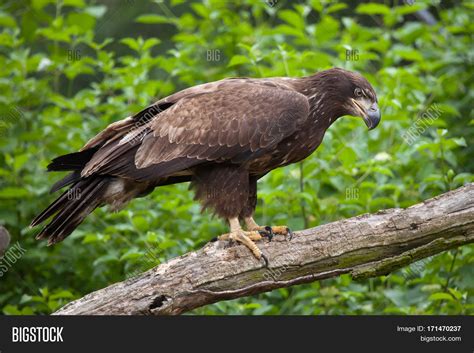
[292,76,343,130]
[306,91,337,129]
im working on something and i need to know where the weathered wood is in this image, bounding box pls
[54,183,474,315]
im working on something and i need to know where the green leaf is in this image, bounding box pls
[136,14,175,25]
[326,3,347,14]
[0,12,16,27]
[39,288,49,297]
[0,32,15,47]
[93,254,119,266]
[67,13,96,31]
[191,3,209,18]
[63,0,86,8]
[132,216,148,232]
[85,5,107,18]
[120,37,141,51]
[142,38,161,51]
[0,187,30,199]
[227,55,250,67]
[373,166,394,177]
[394,4,427,16]
[338,147,357,166]
[392,46,424,62]
[278,10,304,29]
[50,290,74,300]
[3,305,22,315]
[452,137,467,147]
[120,249,143,261]
[37,28,71,43]
[428,292,454,301]
[447,288,463,300]
[31,0,55,11]
[356,3,391,15]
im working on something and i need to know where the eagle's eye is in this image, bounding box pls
[354,88,363,97]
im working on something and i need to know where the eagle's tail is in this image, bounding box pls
[46,149,98,193]
[30,176,109,245]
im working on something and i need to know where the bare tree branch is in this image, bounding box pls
[54,183,474,315]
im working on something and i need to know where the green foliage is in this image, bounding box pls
[0,0,472,315]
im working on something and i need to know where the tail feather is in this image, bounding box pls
[47,148,98,172]
[49,170,82,193]
[30,189,69,227]
[33,177,109,245]
[43,178,105,241]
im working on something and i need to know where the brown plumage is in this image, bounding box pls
[31,67,380,264]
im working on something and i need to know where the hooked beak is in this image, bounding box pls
[350,99,381,130]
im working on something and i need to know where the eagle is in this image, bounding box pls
[31,68,380,265]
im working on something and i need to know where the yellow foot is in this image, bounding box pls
[250,225,293,241]
[217,230,268,266]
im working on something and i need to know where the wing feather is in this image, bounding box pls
[135,83,309,169]
[82,79,309,181]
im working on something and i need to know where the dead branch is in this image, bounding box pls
[54,183,474,315]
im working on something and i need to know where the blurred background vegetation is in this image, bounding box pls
[0,0,473,315]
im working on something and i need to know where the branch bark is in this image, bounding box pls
[54,183,474,315]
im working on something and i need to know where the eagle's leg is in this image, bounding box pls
[218,218,268,266]
[244,216,293,241]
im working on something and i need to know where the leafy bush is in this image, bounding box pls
[0,0,472,315]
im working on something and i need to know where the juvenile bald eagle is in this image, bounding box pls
[31,68,380,265]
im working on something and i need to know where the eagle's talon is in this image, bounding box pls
[261,253,269,267]
[258,226,273,242]
[263,225,291,237]
[225,239,236,248]
[286,227,293,241]
[265,225,274,242]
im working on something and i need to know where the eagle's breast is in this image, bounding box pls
[248,126,326,175]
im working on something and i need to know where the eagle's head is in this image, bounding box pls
[306,67,381,130]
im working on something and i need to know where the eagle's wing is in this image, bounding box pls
[81,79,310,181]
